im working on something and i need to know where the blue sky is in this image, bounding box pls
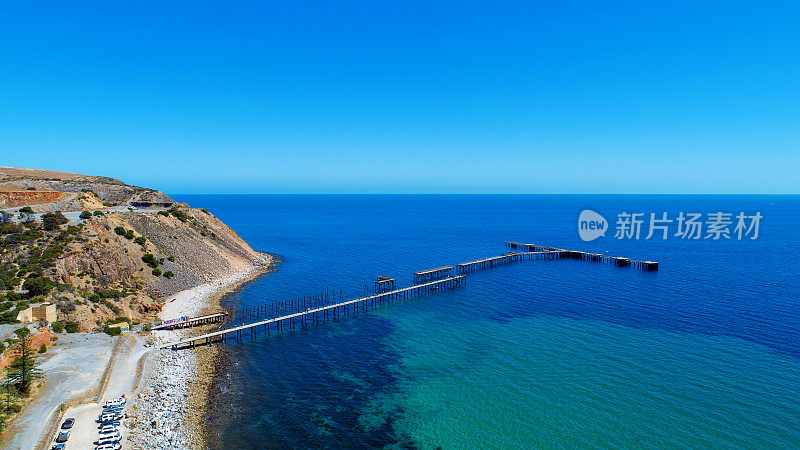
[1,1,798,193]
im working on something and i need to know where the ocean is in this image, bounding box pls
[170,194,800,449]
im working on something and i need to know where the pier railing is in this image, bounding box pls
[158,276,466,349]
[157,242,658,349]
[505,242,658,271]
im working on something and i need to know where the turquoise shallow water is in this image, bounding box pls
[172,195,800,449]
[377,313,800,448]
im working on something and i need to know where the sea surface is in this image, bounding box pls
[171,194,800,449]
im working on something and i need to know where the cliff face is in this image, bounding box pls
[58,209,268,298]
[0,166,173,206]
[0,189,68,208]
[0,167,271,332]
[46,208,270,329]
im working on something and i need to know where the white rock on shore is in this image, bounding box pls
[126,258,272,449]
[128,343,197,449]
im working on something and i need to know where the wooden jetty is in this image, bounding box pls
[505,242,658,271]
[413,266,454,284]
[456,251,559,274]
[505,242,563,252]
[158,276,466,349]
[157,241,659,351]
[151,312,228,330]
[374,276,396,293]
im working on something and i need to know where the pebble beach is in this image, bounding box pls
[126,256,273,449]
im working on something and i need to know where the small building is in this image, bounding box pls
[16,302,57,324]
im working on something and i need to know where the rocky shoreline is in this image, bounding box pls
[126,255,273,449]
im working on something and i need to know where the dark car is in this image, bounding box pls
[61,417,75,429]
[55,431,69,443]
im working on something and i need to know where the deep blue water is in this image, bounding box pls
[171,195,800,449]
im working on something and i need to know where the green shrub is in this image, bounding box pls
[51,321,64,333]
[166,255,175,262]
[100,300,120,314]
[42,212,68,231]
[114,226,126,236]
[96,289,122,299]
[168,208,188,222]
[163,271,174,279]
[0,271,20,290]
[88,293,101,303]
[23,276,52,297]
[124,230,135,240]
[93,211,104,217]
[0,310,18,324]
[0,223,22,234]
[14,327,30,338]
[157,210,169,217]
[79,211,92,220]
[151,268,162,276]
[141,253,159,268]
[64,322,79,333]
[134,236,146,245]
[19,206,34,213]
[103,326,121,336]
[38,343,47,353]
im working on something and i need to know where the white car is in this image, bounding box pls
[96,443,121,450]
[99,431,122,444]
[103,396,126,408]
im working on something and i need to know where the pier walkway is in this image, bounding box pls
[158,242,659,350]
[151,312,228,330]
[158,276,465,349]
[505,242,659,271]
[457,251,559,274]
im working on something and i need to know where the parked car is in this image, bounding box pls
[103,396,126,407]
[96,436,120,447]
[61,418,75,429]
[98,428,120,436]
[95,443,121,450]
[51,444,65,450]
[96,437,120,447]
[98,413,122,422]
[55,431,70,443]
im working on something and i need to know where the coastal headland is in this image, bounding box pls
[0,166,272,449]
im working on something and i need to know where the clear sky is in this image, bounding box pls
[1,1,798,193]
